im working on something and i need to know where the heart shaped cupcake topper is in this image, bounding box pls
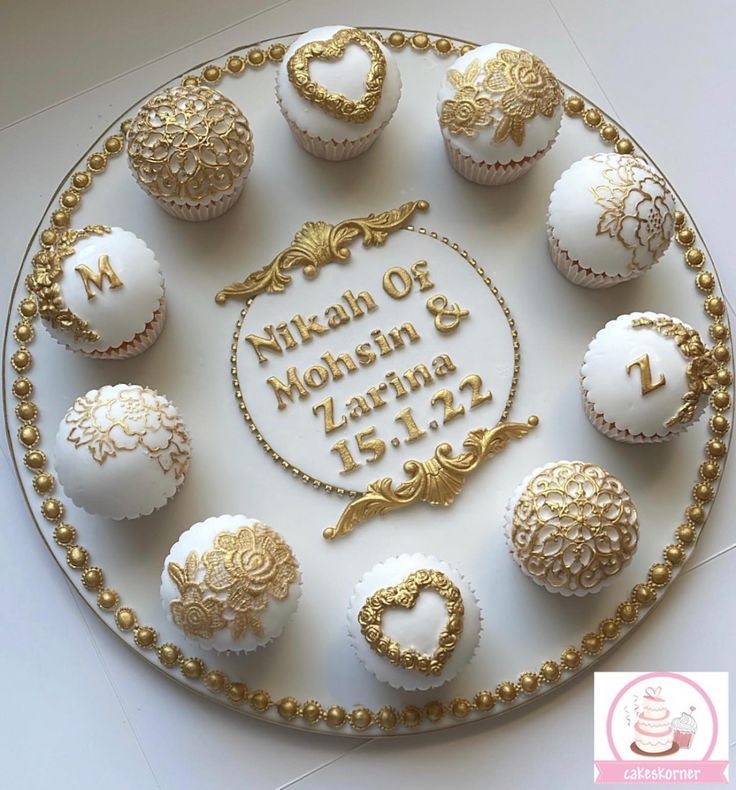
[357,569,464,675]
[287,28,387,124]
[645,686,662,698]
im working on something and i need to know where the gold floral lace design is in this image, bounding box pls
[65,384,191,480]
[439,49,562,145]
[358,569,464,675]
[510,462,639,594]
[632,317,718,427]
[168,526,299,641]
[591,154,675,272]
[127,85,253,202]
[26,225,110,342]
[287,27,387,123]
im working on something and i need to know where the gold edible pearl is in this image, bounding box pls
[686,248,705,267]
[120,119,132,134]
[649,563,672,586]
[61,191,79,209]
[600,619,619,639]
[582,633,602,654]
[97,589,119,609]
[696,272,714,292]
[325,705,346,727]
[41,498,62,521]
[458,44,475,56]
[378,707,398,730]
[705,296,724,317]
[713,344,730,363]
[677,525,695,544]
[226,682,247,703]
[674,210,685,228]
[182,76,199,87]
[411,32,430,50]
[13,377,32,398]
[350,707,372,730]
[116,608,136,631]
[52,210,69,227]
[584,108,602,127]
[716,368,731,386]
[600,124,618,142]
[250,690,270,711]
[181,658,204,680]
[519,673,539,693]
[693,482,713,502]
[496,682,517,702]
[475,690,496,709]
[706,440,726,460]
[72,172,91,190]
[277,697,298,720]
[688,505,705,524]
[561,648,582,669]
[712,390,730,410]
[677,228,694,246]
[425,700,445,721]
[67,545,88,569]
[25,450,46,470]
[247,49,265,67]
[88,154,106,171]
[634,583,656,604]
[388,32,406,47]
[53,523,75,545]
[615,138,634,154]
[104,136,122,154]
[227,56,245,73]
[33,472,54,494]
[435,38,452,54]
[300,701,321,724]
[82,567,103,590]
[617,602,638,623]
[19,425,39,447]
[450,698,471,718]
[540,661,561,682]
[268,44,285,61]
[158,643,180,667]
[11,349,31,371]
[19,299,37,318]
[710,323,729,341]
[16,401,37,421]
[134,627,156,649]
[202,66,221,82]
[14,323,33,343]
[564,96,585,115]
[665,545,684,565]
[204,670,226,692]
[710,415,729,435]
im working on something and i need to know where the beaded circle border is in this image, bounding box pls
[3,29,733,735]
[230,225,521,498]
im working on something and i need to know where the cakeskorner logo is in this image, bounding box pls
[594,672,728,784]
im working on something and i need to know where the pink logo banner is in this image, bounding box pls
[595,760,728,784]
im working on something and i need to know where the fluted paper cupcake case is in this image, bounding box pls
[155,171,250,221]
[81,296,167,360]
[547,228,630,288]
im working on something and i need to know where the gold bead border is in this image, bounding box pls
[5,30,733,734]
[230,226,522,499]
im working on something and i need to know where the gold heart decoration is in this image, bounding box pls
[286,28,387,124]
[357,569,464,675]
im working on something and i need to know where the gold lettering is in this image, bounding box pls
[355,342,376,366]
[320,351,358,380]
[347,395,372,420]
[267,368,308,410]
[403,363,433,391]
[303,365,329,389]
[331,439,360,474]
[388,321,420,349]
[324,303,351,329]
[342,289,377,317]
[395,407,426,443]
[382,267,413,299]
[626,354,666,395]
[426,294,470,334]
[385,370,407,399]
[312,396,347,434]
[371,328,393,356]
[356,426,385,464]
[365,385,387,410]
[433,354,457,377]
[290,313,329,342]
[275,322,298,349]
[431,388,465,424]
[246,326,282,364]
[459,374,493,408]
[411,259,434,291]
[75,254,123,300]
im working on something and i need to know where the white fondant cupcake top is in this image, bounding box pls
[548,154,676,277]
[160,515,301,653]
[347,553,481,691]
[436,43,563,164]
[276,26,402,142]
[43,227,164,353]
[127,85,253,208]
[581,312,713,439]
[54,384,191,520]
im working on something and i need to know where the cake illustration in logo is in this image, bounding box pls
[671,707,698,749]
[631,686,677,755]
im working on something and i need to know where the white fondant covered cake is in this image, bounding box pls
[634,686,674,754]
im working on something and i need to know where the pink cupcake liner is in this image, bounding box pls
[444,137,553,186]
[81,296,167,360]
[547,228,628,288]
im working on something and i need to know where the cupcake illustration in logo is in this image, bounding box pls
[671,707,698,750]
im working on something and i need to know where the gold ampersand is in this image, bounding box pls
[426,294,470,333]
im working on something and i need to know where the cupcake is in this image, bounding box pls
[505,461,639,596]
[161,515,301,652]
[437,43,562,185]
[581,312,717,442]
[55,384,191,519]
[671,709,697,749]
[348,554,481,690]
[29,226,165,359]
[127,85,253,220]
[548,154,676,287]
[276,26,401,160]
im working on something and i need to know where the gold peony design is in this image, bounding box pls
[127,85,252,201]
[65,384,190,480]
[631,317,718,427]
[439,49,562,146]
[511,462,639,593]
[167,526,298,642]
[591,155,675,271]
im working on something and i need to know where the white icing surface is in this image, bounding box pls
[347,553,481,691]
[436,43,562,165]
[581,312,696,440]
[160,515,302,653]
[548,154,675,278]
[54,383,191,520]
[45,227,164,353]
[276,26,402,142]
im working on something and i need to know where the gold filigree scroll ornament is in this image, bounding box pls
[358,569,464,676]
[287,28,387,123]
[214,199,428,303]
[324,418,539,540]
[632,317,718,427]
[26,224,111,342]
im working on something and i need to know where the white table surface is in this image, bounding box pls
[1,2,734,788]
